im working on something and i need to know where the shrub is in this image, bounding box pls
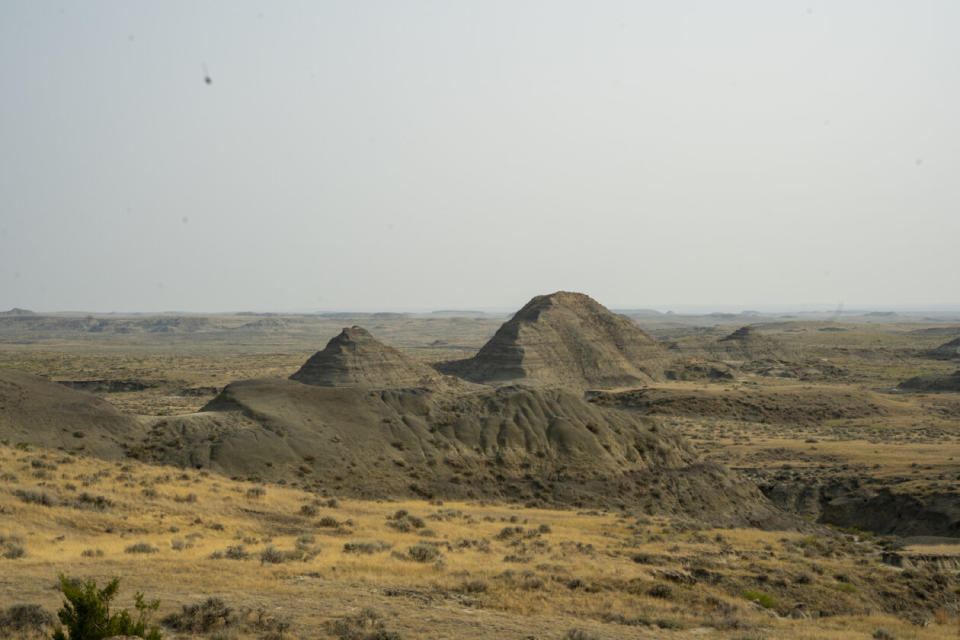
[14,488,56,507]
[327,607,402,640]
[743,589,777,609]
[385,519,411,533]
[81,549,104,558]
[343,540,391,554]
[655,618,684,630]
[72,493,113,511]
[51,575,161,640]
[162,597,233,632]
[259,545,303,564]
[318,516,340,528]
[458,579,488,593]
[245,487,266,500]
[386,511,425,532]
[1,533,27,558]
[406,544,440,563]
[124,542,159,554]
[495,526,523,540]
[0,603,54,635]
[300,504,319,517]
[648,583,673,599]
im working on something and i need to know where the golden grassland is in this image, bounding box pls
[2,316,960,637]
[2,443,960,639]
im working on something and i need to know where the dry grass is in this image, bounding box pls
[3,314,960,637]
[2,443,959,639]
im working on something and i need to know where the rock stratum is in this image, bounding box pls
[0,294,804,529]
[159,379,786,527]
[711,325,794,362]
[290,325,446,388]
[438,291,669,389]
[0,368,790,528]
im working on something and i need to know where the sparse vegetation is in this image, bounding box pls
[161,597,233,633]
[2,308,960,638]
[743,589,777,610]
[0,603,53,637]
[51,575,161,640]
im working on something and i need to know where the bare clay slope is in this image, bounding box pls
[290,325,447,388]
[437,291,669,389]
[0,368,141,458]
[898,369,960,392]
[930,337,960,360]
[150,377,791,527]
[711,325,795,362]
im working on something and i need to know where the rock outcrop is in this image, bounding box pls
[172,378,793,527]
[291,326,444,388]
[898,370,960,392]
[712,325,793,362]
[438,292,668,389]
[930,337,960,360]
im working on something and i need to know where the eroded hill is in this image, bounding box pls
[437,291,669,388]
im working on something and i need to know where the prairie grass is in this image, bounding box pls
[1,443,958,639]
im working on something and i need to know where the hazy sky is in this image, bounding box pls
[1,1,958,313]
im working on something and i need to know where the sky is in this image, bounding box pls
[1,1,958,313]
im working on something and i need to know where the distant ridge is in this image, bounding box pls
[713,325,793,361]
[930,337,960,360]
[237,317,288,331]
[437,291,668,389]
[290,326,444,388]
[898,369,960,392]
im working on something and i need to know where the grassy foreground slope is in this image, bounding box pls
[1,443,958,639]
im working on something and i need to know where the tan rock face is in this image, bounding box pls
[290,326,442,388]
[440,291,668,389]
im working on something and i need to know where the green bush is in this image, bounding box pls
[743,589,777,610]
[51,575,161,640]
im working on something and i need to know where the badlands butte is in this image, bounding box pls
[2,291,960,530]
[3,291,960,637]
[0,292,787,526]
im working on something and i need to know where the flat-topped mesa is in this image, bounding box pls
[290,326,441,388]
[439,291,669,388]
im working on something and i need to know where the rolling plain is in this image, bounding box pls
[2,296,960,639]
